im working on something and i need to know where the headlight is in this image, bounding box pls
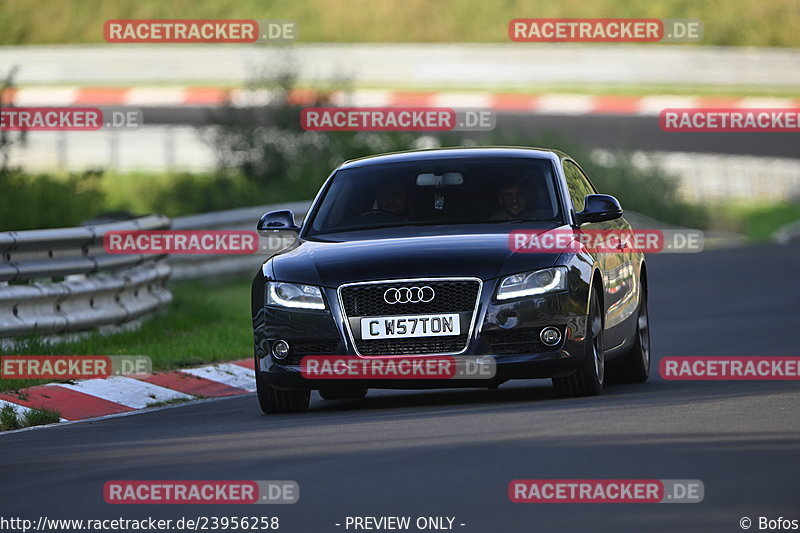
[266,281,326,310]
[496,267,567,300]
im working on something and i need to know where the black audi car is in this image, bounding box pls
[251,147,650,413]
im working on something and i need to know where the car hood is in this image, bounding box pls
[267,231,569,287]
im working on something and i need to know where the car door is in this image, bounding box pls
[562,159,634,350]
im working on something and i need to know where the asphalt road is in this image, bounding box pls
[2,244,800,533]
[144,107,800,158]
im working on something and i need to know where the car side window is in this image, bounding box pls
[563,160,595,213]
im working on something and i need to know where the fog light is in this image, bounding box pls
[540,327,562,346]
[272,340,290,359]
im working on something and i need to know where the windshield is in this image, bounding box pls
[305,157,563,237]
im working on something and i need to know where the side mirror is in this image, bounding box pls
[575,194,623,225]
[257,210,300,233]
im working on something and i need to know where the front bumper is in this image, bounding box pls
[253,280,589,390]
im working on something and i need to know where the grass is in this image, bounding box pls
[146,397,197,408]
[298,81,800,99]
[10,81,800,100]
[0,279,254,393]
[1,0,799,47]
[0,404,61,431]
[101,170,175,215]
[715,202,800,242]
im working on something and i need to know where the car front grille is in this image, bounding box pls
[285,340,339,365]
[339,279,481,356]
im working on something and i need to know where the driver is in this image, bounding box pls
[491,177,551,221]
[375,183,408,216]
[491,179,531,220]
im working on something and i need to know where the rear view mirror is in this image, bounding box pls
[416,172,464,187]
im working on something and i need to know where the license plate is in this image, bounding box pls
[360,313,461,339]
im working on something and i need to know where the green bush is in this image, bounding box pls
[578,152,709,229]
[202,71,422,199]
[148,172,264,217]
[0,169,107,230]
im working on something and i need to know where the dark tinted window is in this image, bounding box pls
[306,158,562,236]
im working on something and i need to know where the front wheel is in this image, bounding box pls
[256,373,310,414]
[607,289,650,384]
[552,288,604,397]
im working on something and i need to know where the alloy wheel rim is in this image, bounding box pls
[638,303,650,369]
[592,306,604,384]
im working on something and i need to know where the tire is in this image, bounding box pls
[552,288,604,397]
[256,372,310,414]
[319,388,369,400]
[607,288,651,384]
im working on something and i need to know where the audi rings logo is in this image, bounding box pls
[384,286,435,304]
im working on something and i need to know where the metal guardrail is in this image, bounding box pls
[0,215,172,338]
[169,201,311,280]
[0,202,311,339]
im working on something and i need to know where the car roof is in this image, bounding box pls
[338,146,570,170]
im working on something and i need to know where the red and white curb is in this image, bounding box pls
[0,358,256,424]
[4,87,799,116]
